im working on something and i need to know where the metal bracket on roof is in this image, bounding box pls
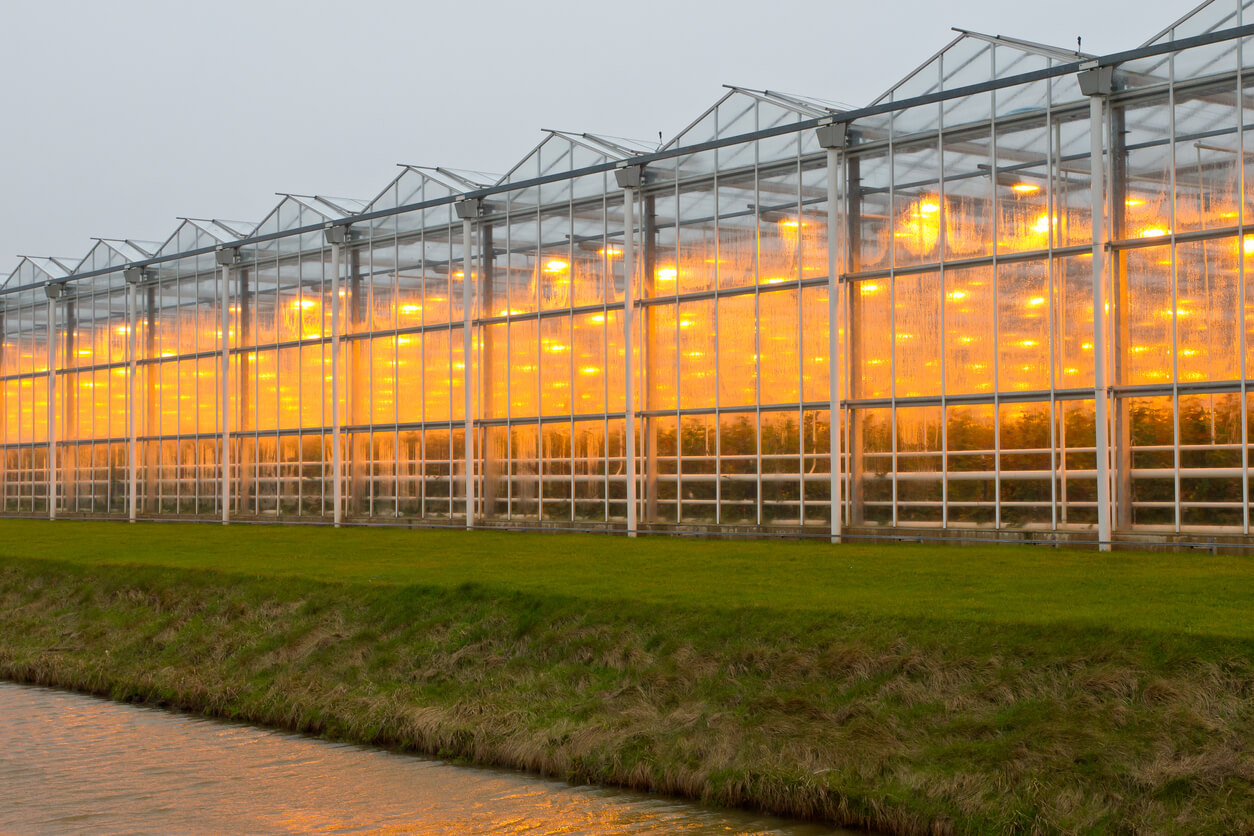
[815,121,851,150]
[43,282,62,300]
[1078,64,1117,96]
[323,223,356,245]
[123,266,145,285]
[455,198,484,220]
[215,246,240,267]
[614,164,647,189]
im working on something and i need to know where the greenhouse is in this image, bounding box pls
[3,1,1254,549]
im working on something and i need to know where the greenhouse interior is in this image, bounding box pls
[4,1,1254,549]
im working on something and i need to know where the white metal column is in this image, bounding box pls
[216,247,238,525]
[123,267,142,522]
[457,200,480,530]
[818,123,848,544]
[324,227,348,527]
[1081,65,1114,550]
[44,283,60,520]
[616,164,645,537]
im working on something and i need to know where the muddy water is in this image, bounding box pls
[0,682,849,835]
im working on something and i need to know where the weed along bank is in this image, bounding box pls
[5,3,1254,550]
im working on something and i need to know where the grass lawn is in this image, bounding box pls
[2,518,1252,833]
[5,518,1253,639]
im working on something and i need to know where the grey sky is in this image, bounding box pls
[0,0,1198,268]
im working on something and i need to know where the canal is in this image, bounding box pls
[0,681,849,834]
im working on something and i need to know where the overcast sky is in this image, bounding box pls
[0,0,1197,268]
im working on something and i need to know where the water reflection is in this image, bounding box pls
[0,682,845,835]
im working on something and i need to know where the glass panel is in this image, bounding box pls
[1128,395,1175,528]
[717,294,756,408]
[999,401,1052,527]
[997,259,1050,392]
[893,271,941,398]
[719,411,757,524]
[1120,244,1174,385]
[678,299,715,409]
[759,289,799,405]
[947,403,995,525]
[761,410,800,524]
[896,405,942,524]
[1177,237,1239,383]
[944,264,993,395]
[1179,392,1242,529]
[853,279,891,399]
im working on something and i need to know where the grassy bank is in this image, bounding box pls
[0,521,1252,833]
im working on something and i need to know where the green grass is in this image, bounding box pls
[3,518,1252,638]
[1,518,1252,834]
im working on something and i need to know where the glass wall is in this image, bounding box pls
[2,3,1252,544]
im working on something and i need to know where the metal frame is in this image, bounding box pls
[2,8,1252,548]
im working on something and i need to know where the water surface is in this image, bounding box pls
[0,681,847,835]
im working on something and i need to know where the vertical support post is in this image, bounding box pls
[324,226,351,528]
[332,241,342,527]
[456,199,481,531]
[216,246,239,526]
[818,122,849,544]
[123,266,143,522]
[642,193,658,523]
[44,282,61,520]
[1081,65,1115,551]
[617,164,645,537]
[623,188,637,537]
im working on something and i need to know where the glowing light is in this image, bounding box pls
[453,271,464,279]
[1140,227,1169,238]
[580,366,600,375]
[77,349,92,356]
[1130,345,1148,353]
[292,299,317,310]
[1032,215,1052,235]
[1011,183,1040,195]
[779,219,802,228]
[656,267,678,282]
[590,314,606,323]
[544,259,569,273]
[1244,235,1254,255]
[947,290,968,301]
[764,277,788,284]
[599,247,622,257]
[679,319,694,328]
[1180,349,1198,357]
[400,304,422,314]
[1027,297,1046,307]
[860,283,880,295]
[1125,198,1145,208]
[114,325,130,335]
[547,344,568,352]
[896,197,941,254]
[1064,367,1079,375]
[1018,339,1038,348]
